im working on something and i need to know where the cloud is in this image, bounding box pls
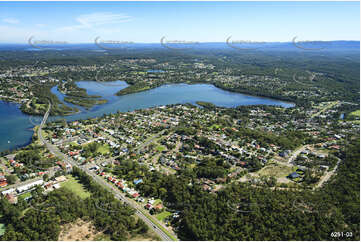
[58,12,132,32]
[3,18,20,24]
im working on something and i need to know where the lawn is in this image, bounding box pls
[210,124,221,130]
[257,163,295,178]
[153,199,162,206]
[155,145,166,152]
[18,191,32,200]
[62,175,91,199]
[156,211,172,221]
[0,223,5,236]
[96,144,110,155]
[349,109,360,117]
[94,234,111,241]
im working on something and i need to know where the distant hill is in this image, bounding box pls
[0,40,358,52]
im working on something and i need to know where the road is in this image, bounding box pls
[0,177,43,193]
[287,145,309,164]
[38,102,175,241]
[134,130,166,154]
[314,158,341,190]
[311,101,339,119]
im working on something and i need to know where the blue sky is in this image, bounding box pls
[0,1,359,43]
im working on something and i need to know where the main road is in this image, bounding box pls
[37,102,175,241]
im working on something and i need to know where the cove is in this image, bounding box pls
[0,81,294,152]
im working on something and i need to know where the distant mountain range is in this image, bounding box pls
[0,40,359,52]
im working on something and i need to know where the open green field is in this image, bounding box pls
[156,211,172,222]
[348,110,360,118]
[257,162,296,178]
[96,144,110,155]
[153,199,162,206]
[156,145,166,152]
[345,110,360,123]
[62,175,91,199]
[18,191,32,200]
[0,223,5,236]
[210,124,221,130]
[94,234,111,241]
[349,110,360,117]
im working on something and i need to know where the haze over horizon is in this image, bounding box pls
[0,1,359,44]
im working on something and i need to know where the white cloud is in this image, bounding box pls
[58,12,132,32]
[3,18,20,24]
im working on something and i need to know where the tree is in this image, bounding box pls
[43,174,49,181]
[5,174,17,184]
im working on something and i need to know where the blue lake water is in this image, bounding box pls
[0,81,294,152]
[147,70,165,73]
[0,101,35,152]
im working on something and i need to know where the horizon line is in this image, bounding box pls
[0,40,360,45]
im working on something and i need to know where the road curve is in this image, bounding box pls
[37,102,175,241]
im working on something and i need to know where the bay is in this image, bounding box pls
[0,81,294,152]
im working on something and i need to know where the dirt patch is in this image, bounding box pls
[58,218,103,241]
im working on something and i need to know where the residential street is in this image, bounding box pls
[37,102,176,241]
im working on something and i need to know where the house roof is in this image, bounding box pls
[289,172,300,178]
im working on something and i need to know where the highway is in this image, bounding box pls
[37,102,175,241]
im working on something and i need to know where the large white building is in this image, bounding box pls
[1,188,15,195]
[16,179,44,193]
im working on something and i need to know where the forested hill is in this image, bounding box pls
[173,138,360,240]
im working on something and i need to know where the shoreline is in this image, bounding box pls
[0,81,297,153]
[1,80,297,117]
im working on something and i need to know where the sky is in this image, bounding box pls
[0,1,359,43]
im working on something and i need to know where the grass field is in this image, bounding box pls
[62,175,91,199]
[345,110,360,124]
[349,110,360,117]
[156,211,172,221]
[18,191,32,200]
[0,223,5,236]
[210,124,221,130]
[94,234,111,241]
[257,163,295,178]
[96,144,110,155]
[153,199,162,206]
[156,145,166,152]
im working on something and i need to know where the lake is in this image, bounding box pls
[0,81,294,152]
